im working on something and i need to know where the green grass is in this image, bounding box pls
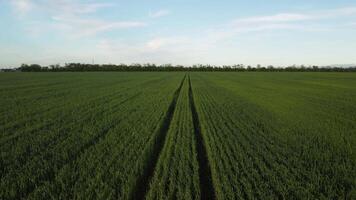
[191,72,356,199]
[0,72,355,199]
[0,72,185,199]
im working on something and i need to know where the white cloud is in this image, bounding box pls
[234,13,310,24]
[4,3,356,66]
[93,6,356,65]
[206,6,356,42]
[9,0,146,37]
[94,37,212,65]
[320,7,356,17]
[52,16,146,37]
[98,37,189,54]
[11,0,33,16]
[233,6,356,26]
[146,37,186,50]
[149,9,171,18]
[41,1,114,15]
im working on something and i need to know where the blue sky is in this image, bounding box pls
[1,0,356,67]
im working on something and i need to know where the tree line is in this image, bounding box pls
[4,63,356,72]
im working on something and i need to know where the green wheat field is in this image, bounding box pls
[1,72,355,199]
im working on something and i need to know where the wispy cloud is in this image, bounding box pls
[149,9,171,18]
[320,7,356,17]
[95,37,210,65]
[52,16,146,37]
[11,0,33,17]
[4,2,356,66]
[208,6,356,42]
[145,37,186,51]
[234,13,310,24]
[9,0,146,37]
[39,1,114,15]
[96,6,356,62]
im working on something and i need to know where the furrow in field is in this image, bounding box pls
[189,75,292,198]
[131,75,186,200]
[192,89,259,199]
[191,73,355,199]
[2,72,354,199]
[144,75,201,199]
[188,75,216,200]
[25,75,184,199]
[1,74,183,200]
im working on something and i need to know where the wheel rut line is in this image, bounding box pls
[188,75,216,200]
[132,75,186,200]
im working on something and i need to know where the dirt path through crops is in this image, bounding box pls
[133,74,186,200]
[188,74,216,200]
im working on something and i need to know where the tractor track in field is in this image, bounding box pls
[188,75,216,200]
[132,75,186,200]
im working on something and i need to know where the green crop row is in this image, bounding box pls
[1,72,355,200]
[145,76,201,200]
[190,72,356,199]
[0,72,185,199]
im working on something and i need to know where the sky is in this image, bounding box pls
[0,0,356,68]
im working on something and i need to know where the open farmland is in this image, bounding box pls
[0,72,355,199]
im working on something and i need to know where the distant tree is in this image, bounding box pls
[13,63,356,72]
[19,64,42,72]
